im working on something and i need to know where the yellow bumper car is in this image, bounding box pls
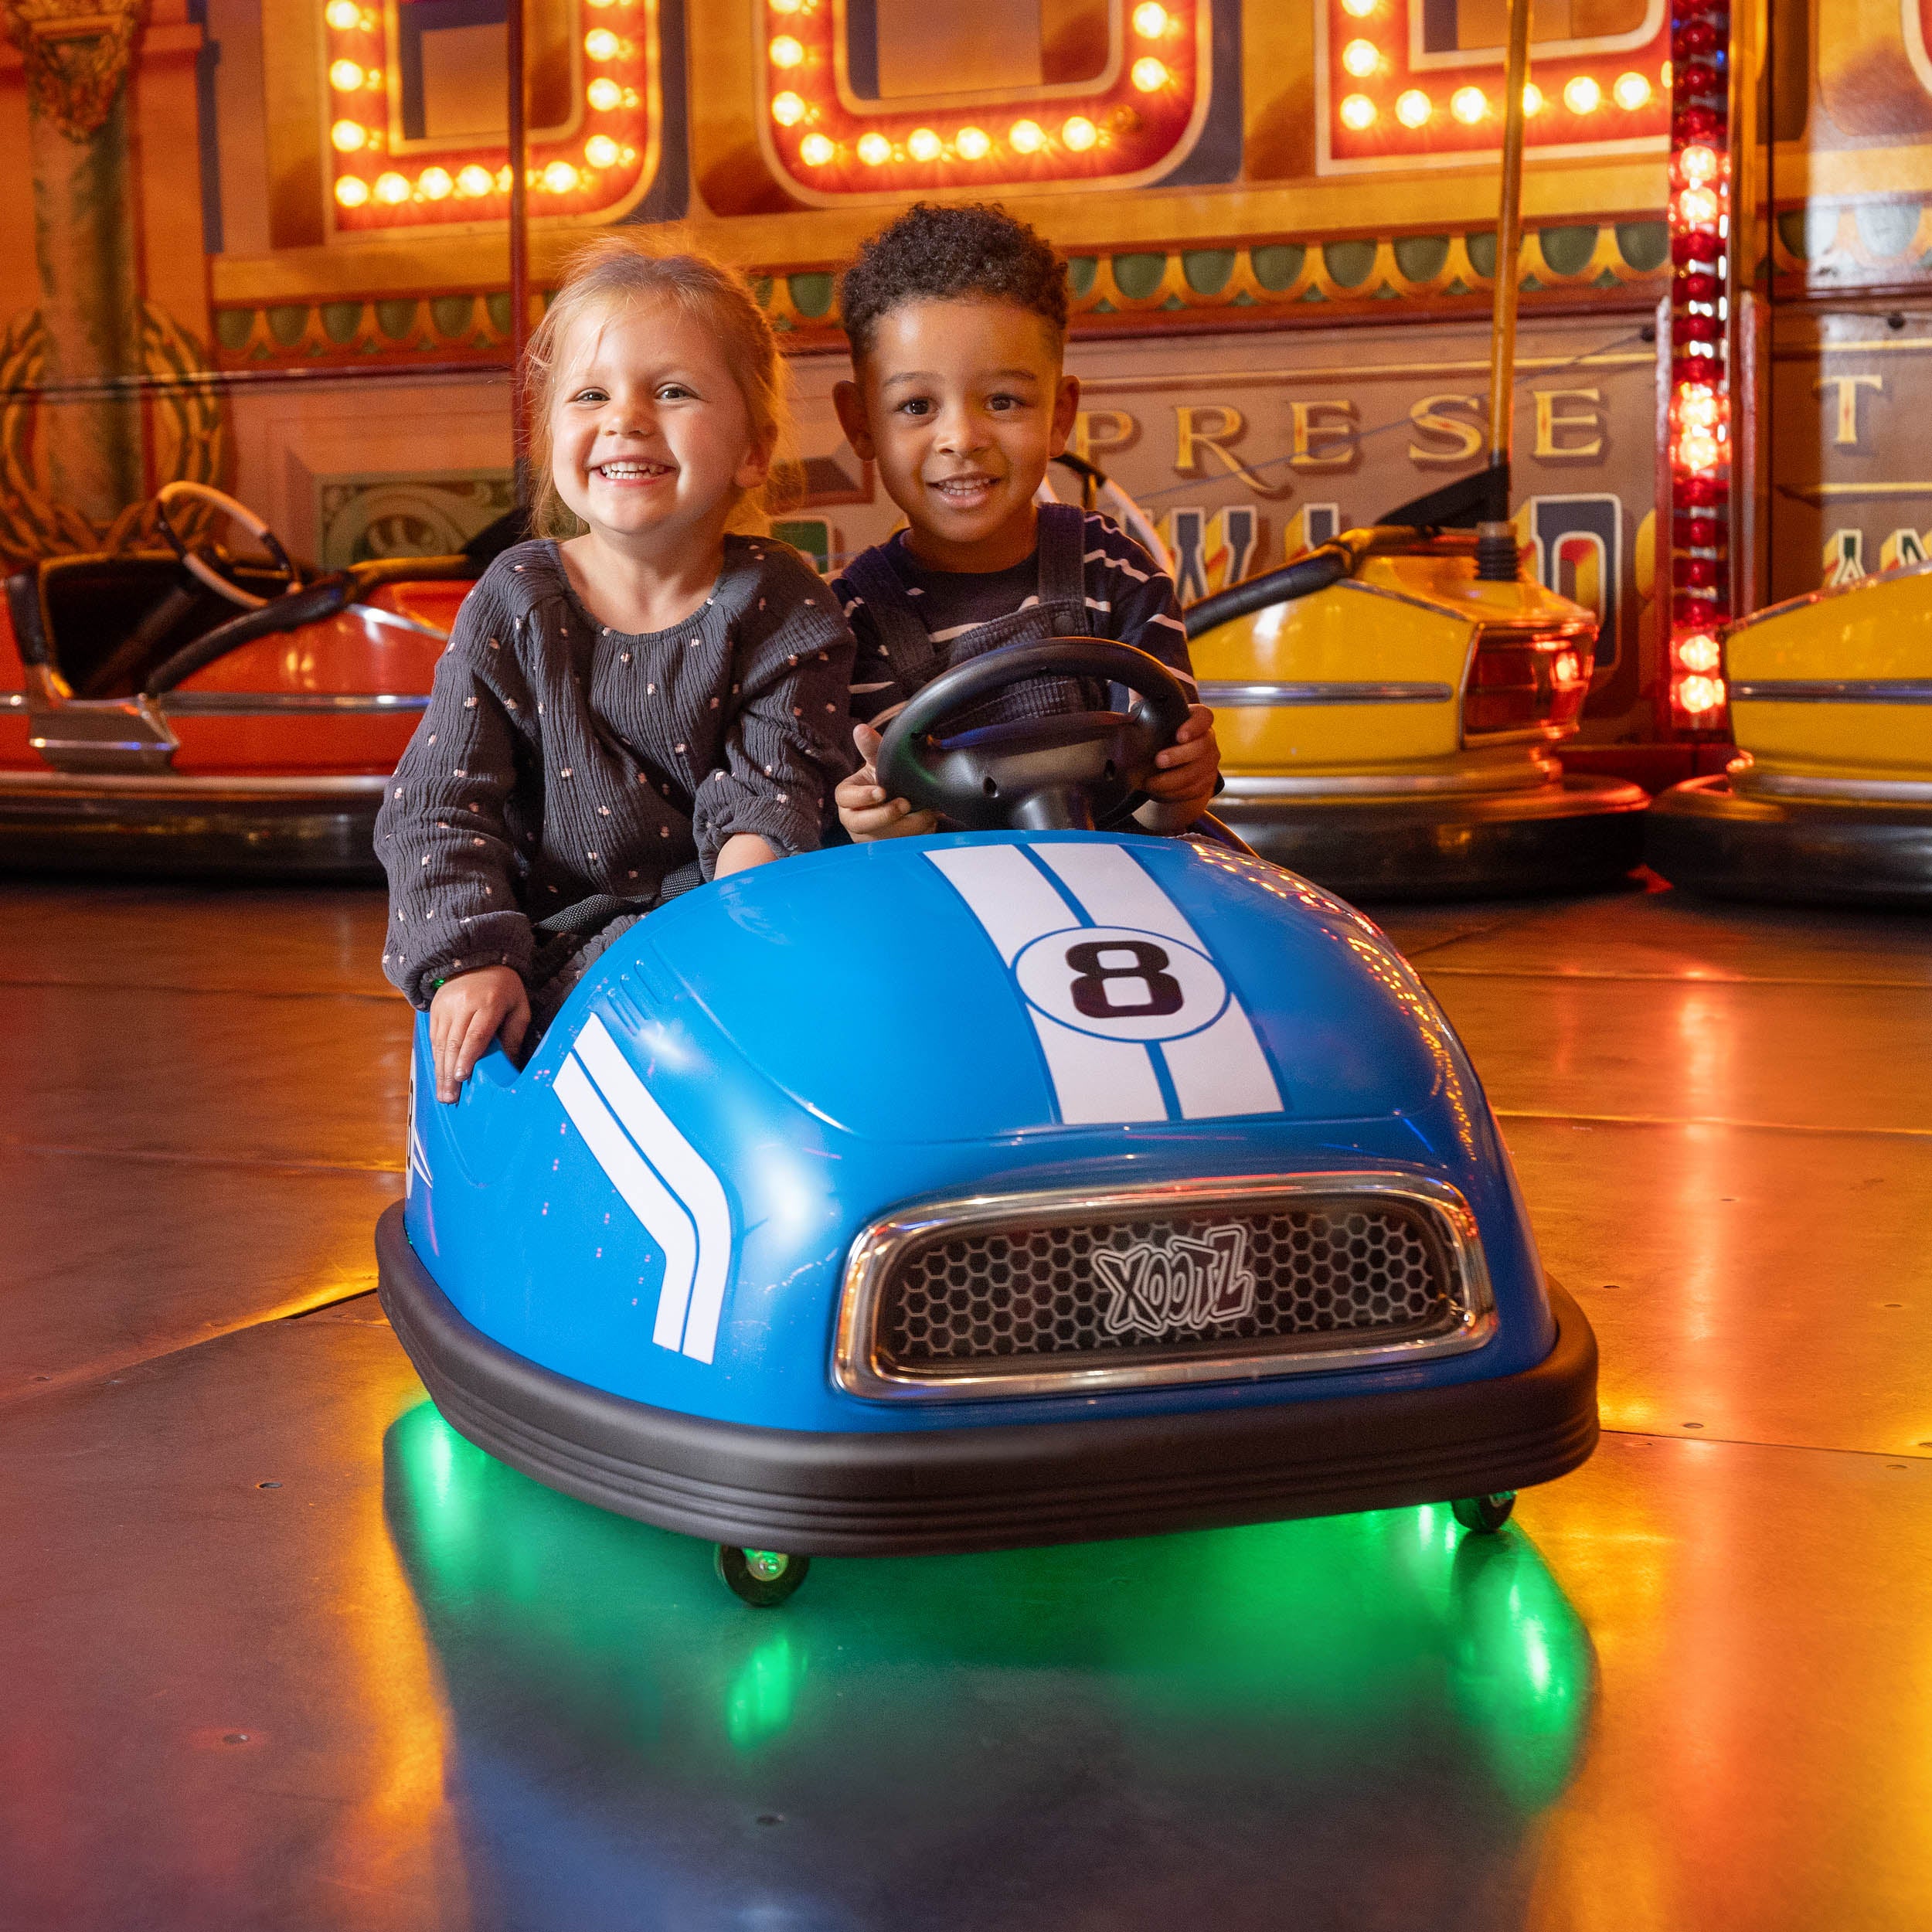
[1186,526,1648,901]
[1648,563,1932,905]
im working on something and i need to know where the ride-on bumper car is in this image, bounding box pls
[1185,522,1648,901]
[1648,560,1932,905]
[376,641,1599,1605]
[0,482,484,879]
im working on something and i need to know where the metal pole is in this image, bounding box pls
[507,0,531,508]
[1478,0,1532,579]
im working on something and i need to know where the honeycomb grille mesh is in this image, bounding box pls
[877,1196,1461,1376]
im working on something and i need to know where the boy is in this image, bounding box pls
[829,202,1219,839]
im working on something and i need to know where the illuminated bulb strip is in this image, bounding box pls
[1664,0,1734,732]
[328,0,655,227]
[764,0,1200,189]
[1325,1,1668,158]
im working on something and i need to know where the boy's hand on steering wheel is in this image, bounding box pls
[428,964,530,1103]
[836,722,940,842]
[1138,703,1219,823]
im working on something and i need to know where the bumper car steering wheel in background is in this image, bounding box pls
[875,637,1193,833]
[155,480,297,610]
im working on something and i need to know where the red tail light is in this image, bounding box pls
[1463,633,1594,737]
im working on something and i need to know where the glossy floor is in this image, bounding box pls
[2,876,1927,1931]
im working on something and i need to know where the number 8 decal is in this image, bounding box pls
[1015,925,1230,1043]
[755,0,1215,204]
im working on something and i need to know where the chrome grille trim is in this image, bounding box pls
[834,1173,1498,1402]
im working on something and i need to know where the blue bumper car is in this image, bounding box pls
[376,642,1598,1604]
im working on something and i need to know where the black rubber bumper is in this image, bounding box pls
[0,775,383,881]
[1216,774,1648,903]
[1647,774,1932,908]
[376,1202,1600,1558]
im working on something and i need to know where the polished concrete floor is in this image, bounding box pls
[2,875,1927,1930]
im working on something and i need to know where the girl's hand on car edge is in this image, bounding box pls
[429,964,529,1103]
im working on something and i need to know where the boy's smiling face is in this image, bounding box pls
[834,297,1080,573]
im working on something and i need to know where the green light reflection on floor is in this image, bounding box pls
[383,1400,1595,1813]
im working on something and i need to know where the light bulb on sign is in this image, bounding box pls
[1679,144,1719,186]
[543,161,580,192]
[1009,120,1044,153]
[1522,83,1545,114]
[956,126,991,159]
[1132,2,1168,34]
[1131,57,1168,90]
[584,29,619,58]
[1563,75,1600,114]
[1675,634,1721,674]
[798,133,836,166]
[588,77,622,110]
[770,91,804,126]
[1613,70,1651,109]
[1396,90,1430,127]
[331,119,367,152]
[1062,116,1098,151]
[325,0,360,27]
[585,135,621,167]
[1339,94,1376,130]
[769,35,804,66]
[374,172,410,204]
[1677,429,1721,474]
[1342,39,1379,78]
[457,165,494,196]
[329,60,365,90]
[418,168,452,199]
[1341,0,1378,15]
[1677,186,1719,230]
[857,131,892,165]
[1676,674,1726,714]
[1451,86,1488,124]
[1676,385,1720,430]
[335,175,370,207]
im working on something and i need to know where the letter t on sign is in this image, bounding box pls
[1815,375,1883,449]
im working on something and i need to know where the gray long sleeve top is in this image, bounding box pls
[376,536,855,1009]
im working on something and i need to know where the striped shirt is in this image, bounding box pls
[834,514,1195,730]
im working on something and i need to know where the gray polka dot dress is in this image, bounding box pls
[377,537,855,1010]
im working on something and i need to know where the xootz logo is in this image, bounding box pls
[1013,924,1230,1043]
[1093,1226,1257,1341]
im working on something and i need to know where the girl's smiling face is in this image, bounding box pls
[549,297,773,554]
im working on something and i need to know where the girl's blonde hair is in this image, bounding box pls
[522,236,794,540]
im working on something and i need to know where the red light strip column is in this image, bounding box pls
[1662,0,1733,732]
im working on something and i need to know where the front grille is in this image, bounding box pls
[873,1193,1465,1381]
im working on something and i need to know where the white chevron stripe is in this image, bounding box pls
[555,1054,700,1352]
[574,1014,735,1364]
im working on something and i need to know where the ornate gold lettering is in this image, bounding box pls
[1815,374,1883,449]
[1533,387,1604,461]
[1174,403,1287,494]
[1408,393,1486,466]
[1290,400,1358,471]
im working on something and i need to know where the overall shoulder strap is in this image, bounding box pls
[1035,502,1090,617]
[841,541,937,678]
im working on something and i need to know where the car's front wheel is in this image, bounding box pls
[716,1545,811,1607]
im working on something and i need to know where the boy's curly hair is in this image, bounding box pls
[838,202,1069,358]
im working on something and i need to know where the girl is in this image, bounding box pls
[378,240,855,1102]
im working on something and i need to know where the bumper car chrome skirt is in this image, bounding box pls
[376,1202,1599,1558]
[1212,773,1648,903]
[1648,774,1932,907]
[0,770,384,880]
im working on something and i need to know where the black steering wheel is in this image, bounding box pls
[874,637,1193,832]
[155,481,296,611]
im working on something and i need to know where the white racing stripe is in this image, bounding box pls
[1032,840,1206,948]
[1164,1004,1284,1120]
[555,1054,702,1352]
[927,845,1080,965]
[933,840,1285,1126]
